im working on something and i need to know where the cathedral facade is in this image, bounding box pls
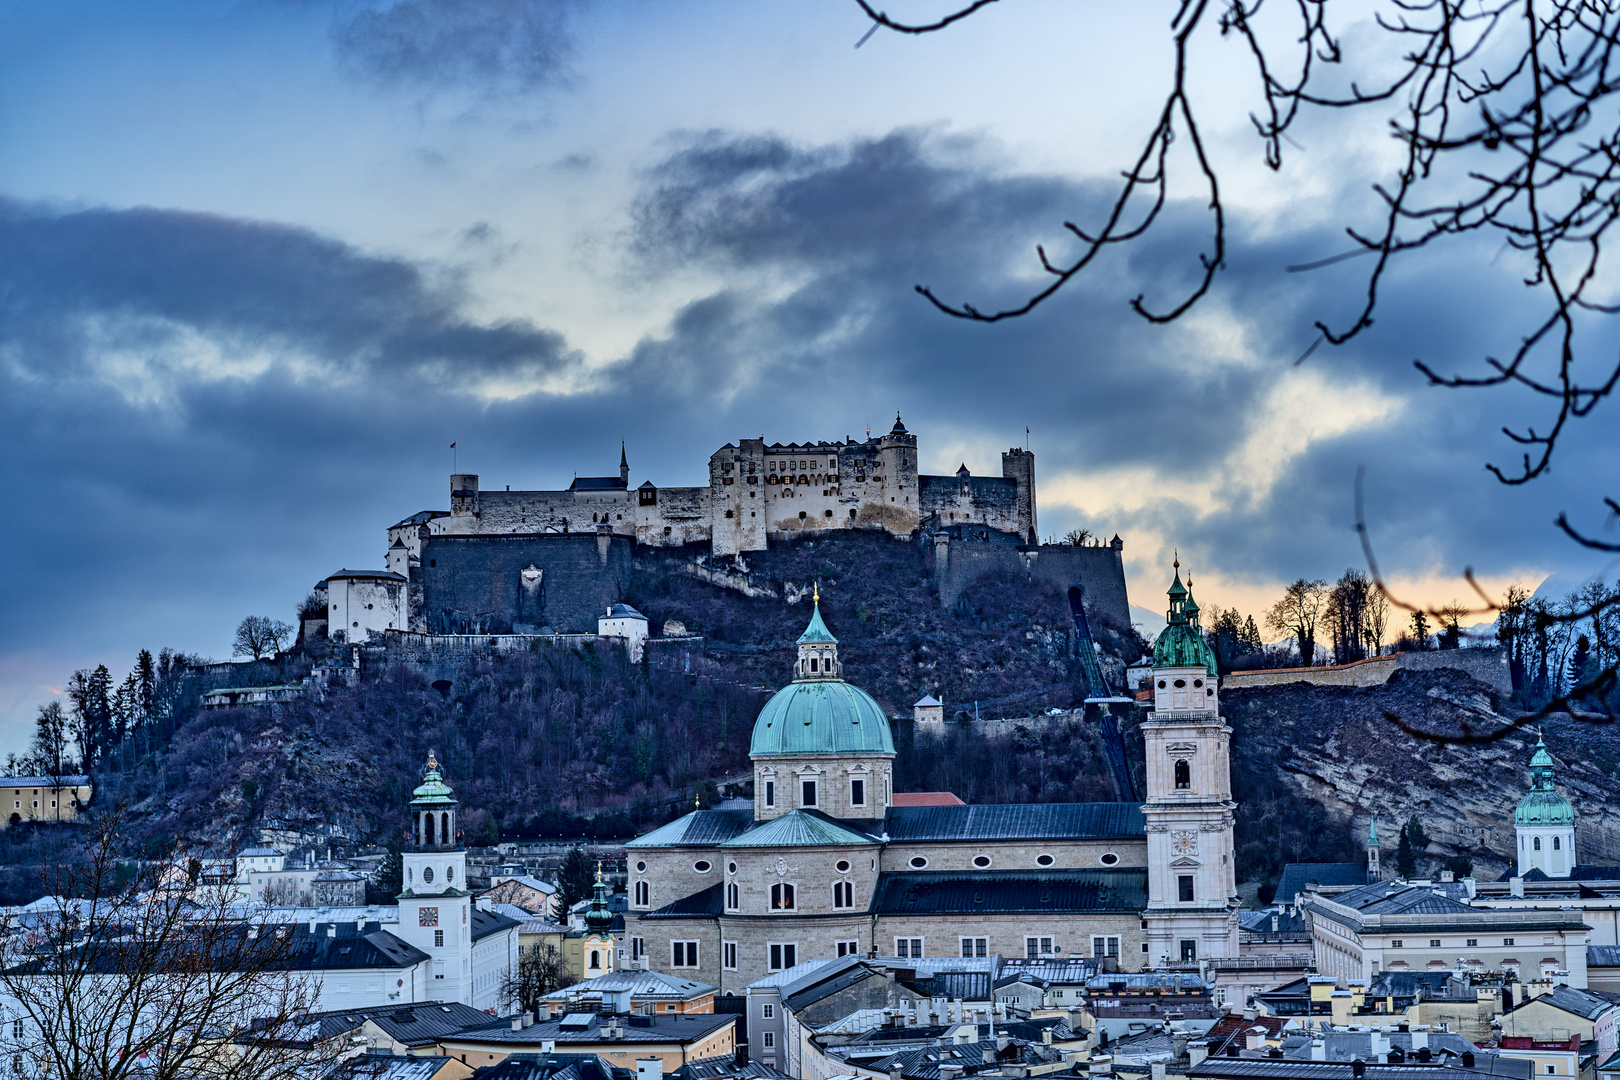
[622,570,1239,992]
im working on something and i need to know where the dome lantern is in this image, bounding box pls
[409,749,458,851]
[794,584,842,681]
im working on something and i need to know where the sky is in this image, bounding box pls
[2,0,1617,752]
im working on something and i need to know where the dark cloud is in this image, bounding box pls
[4,127,1616,742]
[331,0,582,91]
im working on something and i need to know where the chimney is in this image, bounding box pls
[734,1042,748,1068]
[1245,1030,1266,1051]
[889,1068,903,1080]
[1352,1060,1366,1079]
[326,924,337,938]
[636,1059,663,1080]
[940,1068,962,1080]
[1151,1064,1167,1080]
[1311,1040,1326,1062]
[309,916,317,932]
[1412,1030,1429,1050]
[1172,1033,1187,1059]
[1462,1052,1476,1068]
[1510,877,1525,898]
[357,916,367,933]
[1243,1008,1257,1022]
[1190,1044,1208,1066]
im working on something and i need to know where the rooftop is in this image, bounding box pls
[1276,863,1371,901]
[872,868,1149,915]
[883,802,1145,842]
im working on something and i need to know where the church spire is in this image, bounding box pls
[794,586,842,681]
[619,442,629,485]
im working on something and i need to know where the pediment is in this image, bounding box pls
[1169,856,1202,869]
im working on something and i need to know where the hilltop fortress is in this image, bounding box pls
[321,417,1130,640]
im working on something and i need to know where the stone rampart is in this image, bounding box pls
[930,537,1131,630]
[417,532,632,634]
[1221,646,1511,694]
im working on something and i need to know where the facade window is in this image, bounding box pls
[1504,938,1515,946]
[972,855,993,868]
[723,941,738,970]
[850,778,865,807]
[763,780,775,808]
[833,881,854,908]
[589,949,601,970]
[1429,939,1441,947]
[671,941,699,967]
[770,883,795,910]
[727,883,740,909]
[635,881,649,905]
[909,856,928,869]
[1026,936,1054,958]
[801,779,817,807]
[1092,935,1121,959]
[763,1032,775,1049]
[1553,836,1561,850]
[837,940,860,956]
[1534,837,1542,851]
[768,943,797,971]
[1174,760,1190,790]
[434,930,444,947]
[1180,940,1197,962]
[961,936,988,958]
[632,937,644,959]
[1466,939,1478,947]
[10,1021,21,1039]
[895,937,923,958]
[1178,875,1195,902]
[762,1004,774,1019]
[1392,940,1404,948]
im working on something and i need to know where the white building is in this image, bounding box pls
[1516,734,1578,878]
[598,603,650,662]
[326,569,409,644]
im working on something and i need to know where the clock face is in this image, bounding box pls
[1172,831,1198,856]
[419,906,439,927]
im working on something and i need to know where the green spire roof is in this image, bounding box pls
[584,862,614,933]
[1516,733,1575,827]
[1151,560,1218,675]
[410,750,457,808]
[797,595,838,644]
[1368,815,1378,846]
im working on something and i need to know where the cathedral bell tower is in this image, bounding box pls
[395,750,474,1003]
[1141,561,1241,965]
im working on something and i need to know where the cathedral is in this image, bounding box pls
[623,567,1241,991]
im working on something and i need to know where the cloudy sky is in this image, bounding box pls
[2,0,1616,750]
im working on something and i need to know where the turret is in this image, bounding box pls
[620,442,629,486]
[793,585,842,681]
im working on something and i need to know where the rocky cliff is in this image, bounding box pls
[1222,667,1620,880]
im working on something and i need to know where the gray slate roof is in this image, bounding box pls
[1496,866,1620,883]
[719,810,877,849]
[872,869,1148,915]
[883,802,1144,841]
[472,907,523,942]
[642,883,724,920]
[440,1013,736,1046]
[1505,984,1618,1021]
[1276,863,1369,900]
[540,969,716,1001]
[625,810,755,849]
[469,1053,632,1080]
[672,1055,794,1080]
[279,1000,502,1046]
[1320,882,1476,917]
[1192,1060,1530,1080]
[1591,945,1620,967]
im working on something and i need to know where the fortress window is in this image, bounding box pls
[1175,760,1191,790]
[825,509,833,517]
[849,509,857,517]
[799,511,807,520]
[663,527,672,535]
[725,511,734,519]
[430,560,436,567]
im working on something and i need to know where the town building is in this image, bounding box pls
[0,774,92,827]
[427,1012,739,1074]
[621,567,1237,992]
[538,970,718,1017]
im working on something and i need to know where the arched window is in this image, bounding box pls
[634,881,649,905]
[1534,837,1542,851]
[589,950,601,970]
[727,883,739,908]
[424,814,436,846]
[1174,760,1191,790]
[441,812,450,842]
[1553,836,1561,850]
[833,881,853,908]
[770,883,795,910]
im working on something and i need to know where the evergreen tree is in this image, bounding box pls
[1396,827,1416,879]
[1404,815,1430,849]
[368,835,404,904]
[1569,635,1592,695]
[1408,610,1432,651]
[558,846,596,912]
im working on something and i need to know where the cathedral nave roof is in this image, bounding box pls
[882,802,1144,842]
[870,868,1149,915]
[623,809,754,849]
[717,809,878,849]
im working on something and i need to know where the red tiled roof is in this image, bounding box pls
[1202,1013,1291,1052]
[891,792,965,807]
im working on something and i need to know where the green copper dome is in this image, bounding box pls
[750,602,894,757]
[1151,563,1218,675]
[410,750,457,808]
[1515,734,1574,826]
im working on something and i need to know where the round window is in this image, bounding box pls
[1036,854,1055,867]
[836,860,850,872]
[1158,680,1166,689]
[636,861,646,872]
[1207,687,1215,696]
[728,862,738,874]
[909,856,929,869]
[423,867,435,883]
[1099,852,1120,866]
[1193,679,1203,688]
[693,860,712,873]
[1174,678,1186,688]
[972,855,992,868]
